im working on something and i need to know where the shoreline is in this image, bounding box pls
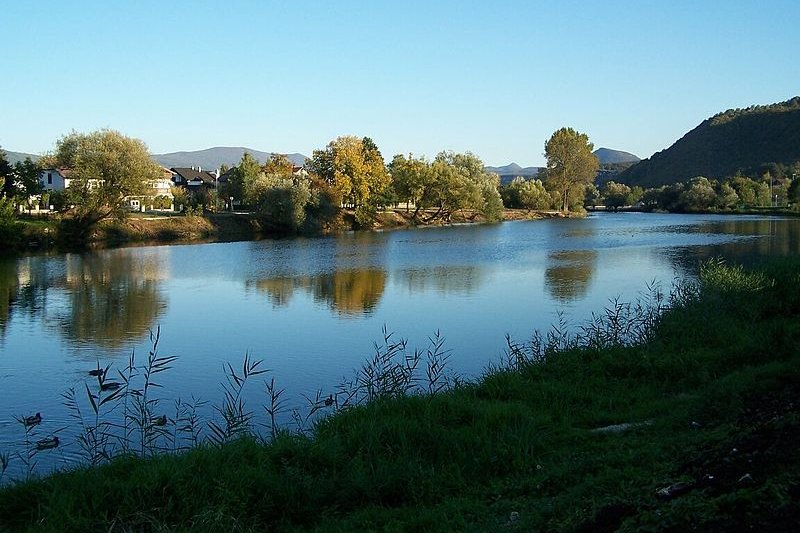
[4,206,796,258]
[1,208,579,256]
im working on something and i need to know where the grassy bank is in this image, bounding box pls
[0,213,262,254]
[98,213,261,246]
[2,208,574,255]
[1,259,799,531]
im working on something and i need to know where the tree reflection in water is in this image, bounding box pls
[0,259,16,338]
[249,269,387,316]
[544,249,598,302]
[57,252,167,348]
[396,266,483,295]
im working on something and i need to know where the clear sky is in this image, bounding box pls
[2,0,798,166]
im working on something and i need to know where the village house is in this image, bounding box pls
[127,167,175,211]
[170,167,220,192]
[38,167,175,212]
[39,168,102,192]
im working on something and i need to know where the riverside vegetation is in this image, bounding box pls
[3,120,800,256]
[0,258,798,531]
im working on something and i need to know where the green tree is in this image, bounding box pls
[788,177,800,206]
[389,153,430,214]
[628,185,644,206]
[640,186,662,210]
[13,158,43,202]
[49,129,161,238]
[729,176,758,207]
[226,152,263,205]
[431,151,501,222]
[715,182,739,209]
[544,127,599,212]
[583,183,601,209]
[0,147,13,198]
[480,176,504,222]
[252,175,312,233]
[680,177,717,211]
[509,177,550,211]
[602,181,632,211]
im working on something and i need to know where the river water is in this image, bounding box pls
[1,213,798,478]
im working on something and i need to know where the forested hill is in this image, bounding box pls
[619,97,800,187]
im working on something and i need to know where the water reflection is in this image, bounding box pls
[0,257,59,340]
[249,269,388,316]
[56,252,167,348]
[0,251,167,348]
[544,250,598,302]
[0,260,16,337]
[395,266,484,295]
[666,218,800,274]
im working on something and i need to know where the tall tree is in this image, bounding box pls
[0,147,13,197]
[49,129,161,238]
[307,136,390,223]
[544,127,599,212]
[226,152,263,204]
[13,159,43,200]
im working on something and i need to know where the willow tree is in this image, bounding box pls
[544,127,599,212]
[49,129,161,239]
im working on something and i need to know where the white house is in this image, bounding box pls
[128,167,175,211]
[39,167,174,211]
[39,168,72,191]
[39,168,104,192]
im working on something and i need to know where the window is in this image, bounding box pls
[47,172,52,184]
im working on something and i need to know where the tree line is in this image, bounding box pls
[584,172,798,213]
[7,125,795,247]
[1,127,598,242]
[171,127,599,233]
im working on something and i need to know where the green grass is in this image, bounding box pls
[1,259,799,531]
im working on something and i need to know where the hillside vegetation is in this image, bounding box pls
[620,97,800,187]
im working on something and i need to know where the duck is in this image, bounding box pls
[100,382,122,391]
[151,414,167,427]
[324,394,335,407]
[88,368,105,377]
[35,436,59,450]
[24,412,42,427]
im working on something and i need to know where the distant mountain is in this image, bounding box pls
[593,148,640,165]
[485,163,541,177]
[619,97,800,188]
[2,150,41,165]
[153,147,308,170]
[485,163,542,185]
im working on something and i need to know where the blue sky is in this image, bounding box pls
[2,0,798,166]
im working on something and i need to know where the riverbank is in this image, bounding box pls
[1,208,572,255]
[1,258,798,531]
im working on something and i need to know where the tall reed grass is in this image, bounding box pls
[0,260,742,483]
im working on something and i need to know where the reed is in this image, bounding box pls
[207,352,267,446]
[1,258,799,531]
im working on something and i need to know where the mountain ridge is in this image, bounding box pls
[2,150,42,165]
[593,147,640,165]
[153,147,308,170]
[619,97,800,187]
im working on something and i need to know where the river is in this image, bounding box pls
[1,212,798,478]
